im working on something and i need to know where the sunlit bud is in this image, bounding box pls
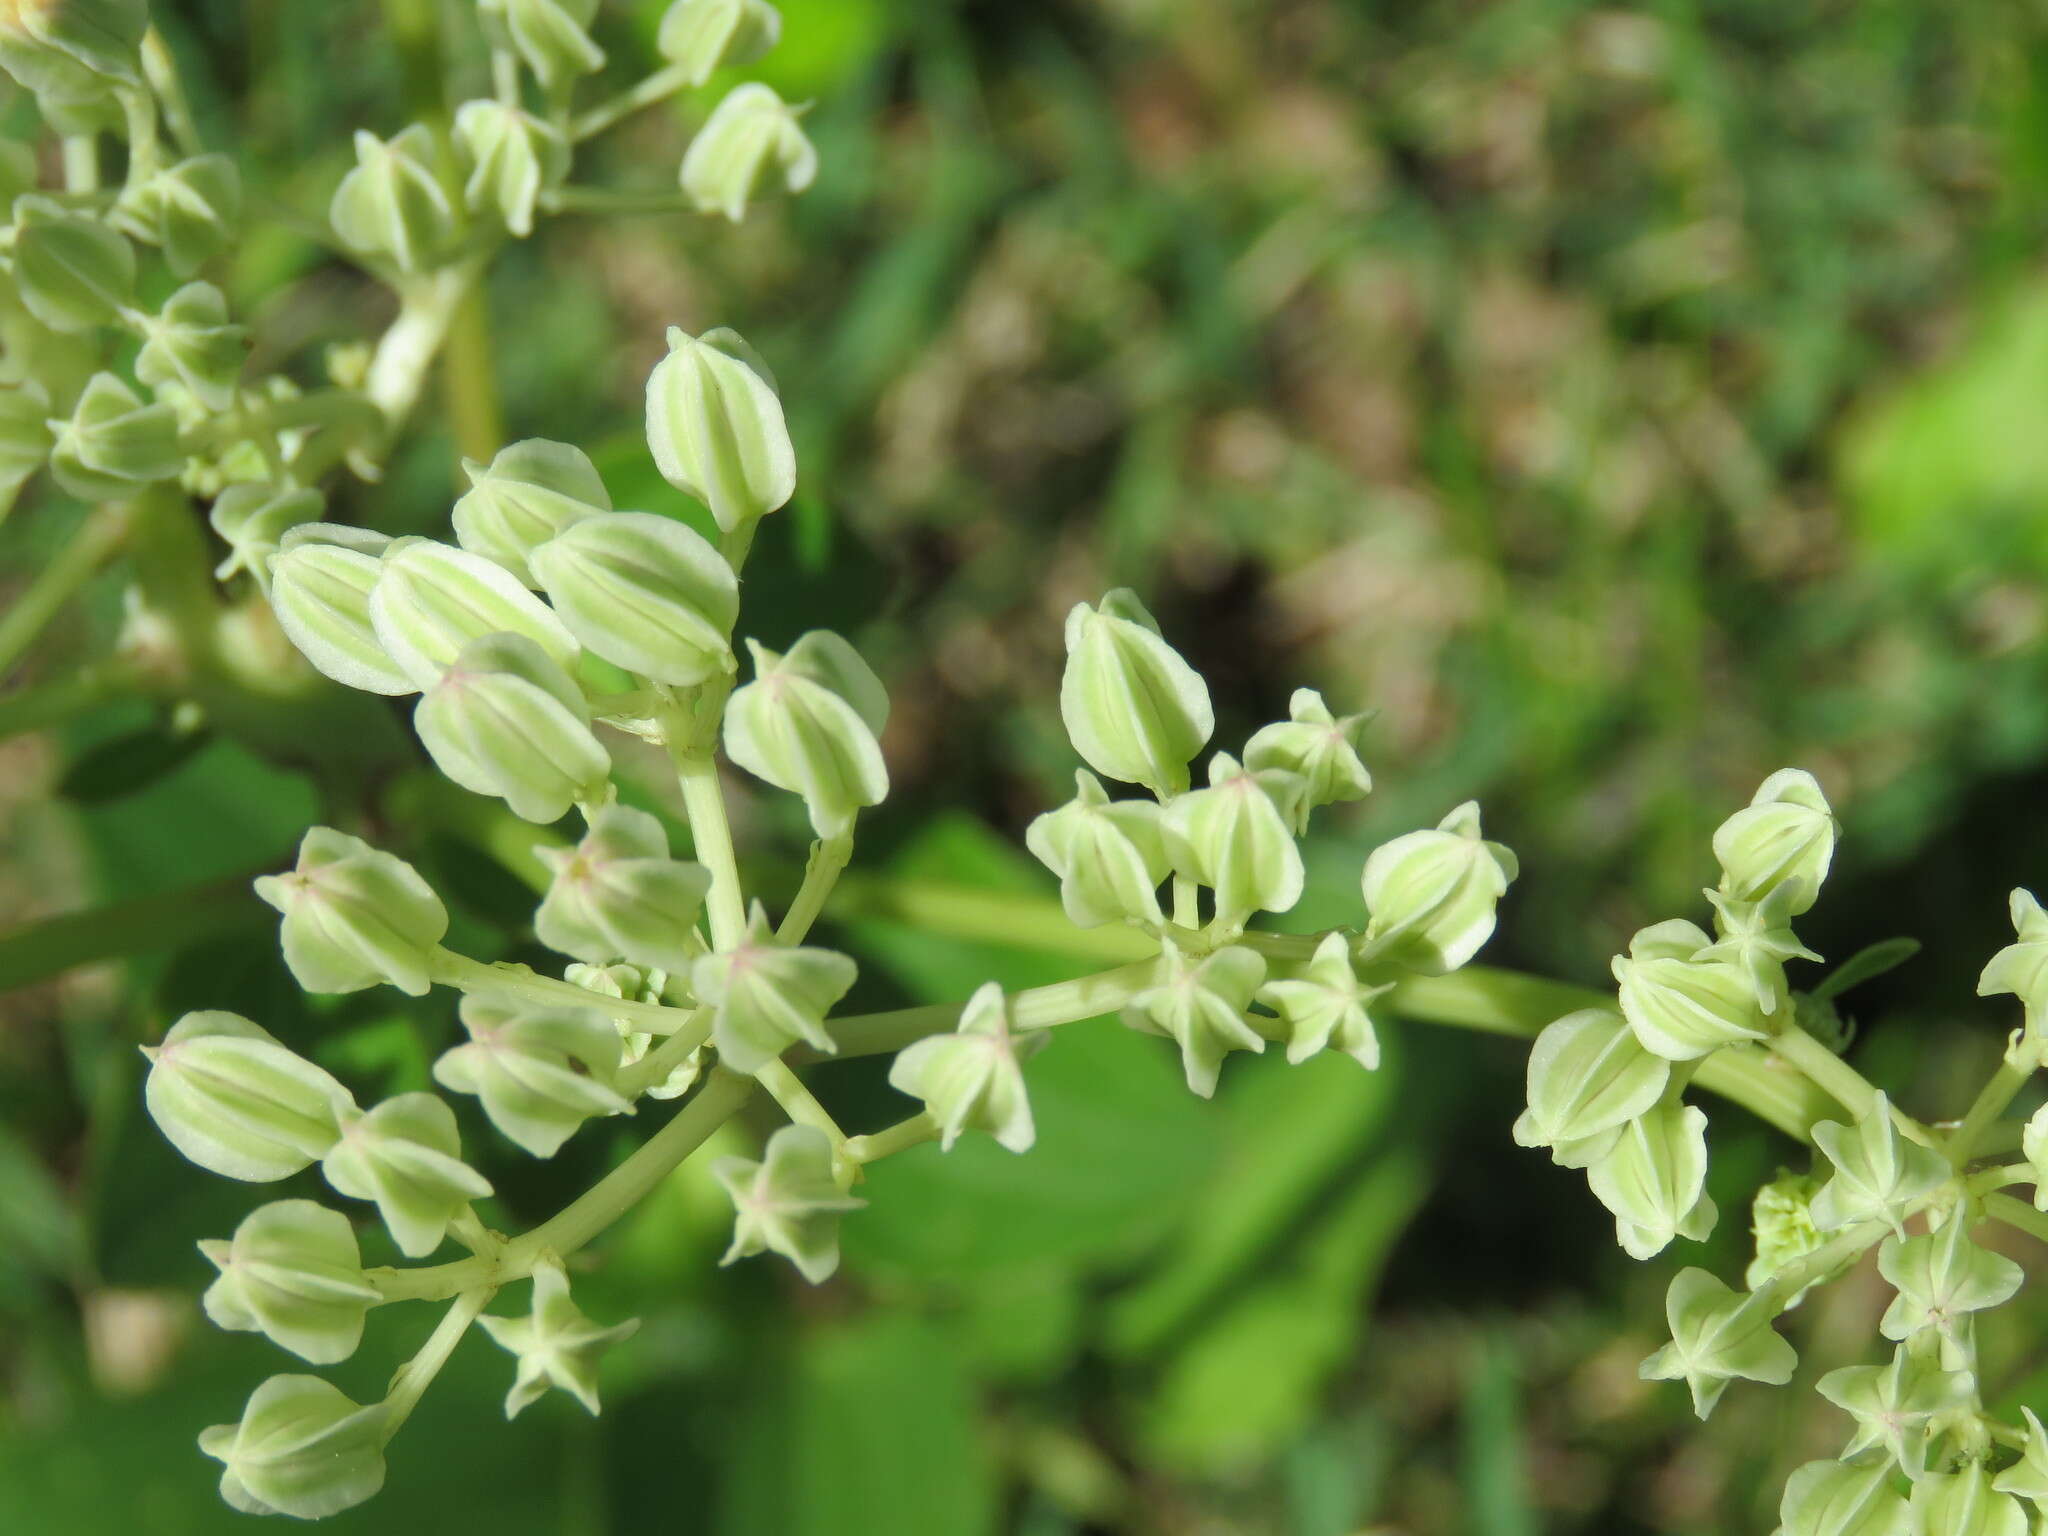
[209,482,321,587]
[1994,1407,2048,1503]
[0,380,52,515]
[1910,1467,2029,1536]
[1585,1100,1715,1260]
[1512,1008,1669,1157]
[657,0,780,85]
[320,1093,493,1259]
[479,1256,638,1418]
[1360,801,1517,975]
[413,632,610,824]
[133,281,246,412]
[268,538,416,696]
[888,981,1044,1153]
[117,153,241,275]
[679,82,817,222]
[566,962,701,1100]
[1257,931,1388,1069]
[453,438,609,586]
[530,511,737,686]
[141,1010,355,1182]
[1612,920,1769,1061]
[644,325,795,530]
[479,0,605,92]
[0,30,121,133]
[198,1375,386,1520]
[1979,888,2048,1028]
[199,1200,380,1365]
[1712,768,1837,915]
[1877,1209,2022,1349]
[253,827,449,997]
[1809,1091,1948,1236]
[370,536,580,689]
[454,99,567,238]
[1773,1460,1914,1536]
[722,632,889,837]
[1744,1171,1841,1309]
[1820,1347,1973,1479]
[1122,942,1266,1099]
[534,805,711,973]
[434,996,630,1158]
[713,1123,864,1284]
[46,369,180,498]
[329,125,462,274]
[1698,883,1817,1015]
[1059,589,1212,796]
[0,0,144,81]
[11,195,134,331]
[1638,1268,1796,1419]
[690,903,857,1074]
[1024,769,1170,929]
[1163,751,1304,925]
[1243,688,1372,833]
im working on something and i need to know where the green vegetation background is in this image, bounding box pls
[5,0,2048,1531]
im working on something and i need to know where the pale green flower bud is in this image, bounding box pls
[1877,1210,2022,1348]
[0,380,52,515]
[566,961,701,1099]
[0,30,120,134]
[413,632,610,825]
[1979,888,2048,1028]
[1059,589,1213,796]
[142,1010,355,1182]
[1910,1467,2029,1536]
[116,153,240,275]
[329,125,462,274]
[1698,883,1818,1015]
[657,0,781,85]
[479,0,605,92]
[1774,1460,1914,1536]
[723,632,889,837]
[434,996,630,1157]
[11,195,135,331]
[454,99,567,238]
[1256,931,1389,1069]
[1612,920,1769,1061]
[644,325,795,530]
[888,981,1044,1152]
[479,1255,638,1418]
[1745,1171,1851,1309]
[268,538,416,696]
[198,1375,387,1520]
[321,1093,493,1259]
[47,370,181,498]
[1123,942,1267,1099]
[529,511,738,685]
[1512,1008,1669,1157]
[1809,1091,1948,1236]
[2025,1103,2048,1214]
[1024,769,1171,929]
[679,82,817,222]
[1994,1407,2048,1503]
[133,281,246,413]
[453,438,609,585]
[209,483,321,587]
[0,0,144,81]
[199,1200,380,1365]
[713,1123,864,1284]
[253,827,449,997]
[1360,801,1517,975]
[690,903,857,1073]
[1243,687,1372,833]
[1712,767,1837,915]
[535,805,711,972]
[1163,751,1304,924]
[1638,1267,1796,1419]
[1820,1347,1973,1478]
[370,536,580,689]
[1585,1100,1715,1260]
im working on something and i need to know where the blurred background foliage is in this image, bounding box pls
[5,0,2048,1531]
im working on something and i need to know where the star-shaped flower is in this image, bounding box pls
[1817,1346,1973,1476]
[478,1255,639,1418]
[888,981,1044,1152]
[1698,882,1820,1014]
[1639,1267,1796,1419]
[1122,942,1267,1097]
[1256,931,1390,1068]
[712,1125,865,1284]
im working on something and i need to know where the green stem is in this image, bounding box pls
[61,135,98,192]
[0,503,132,680]
[1987,1192,2048,1247]
[0,660,142,742]
[380,1287,492,1438]
[141,28,202,156]
[539,186,705,218]
[778,833,851,944]
[827,873,1160,964]
[182,388,386,455]
[1769,1024,1934,1142]
[1949,1051,2039,1168]
[671,747,746,951]
[846,1111,940,1165]
[568,62,694,142]
[755,1057,844,1143]
[0,868,271,993]
[619,1007,713,1097]
[364,259,488,438]
[821,959,1163,1060]
[431,949,696,1034]
[441,281,504,468]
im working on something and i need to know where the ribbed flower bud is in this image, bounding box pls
[1910,1466,2028,1536]
[0,380,51,515]
[644,326,795,531]
[1163,751,1304,925]
[478,1256,639,1419]
[1773,1461,1914,1536]
[329,125,461,274]
[133,281,246,412]
[268,532,416,696]
[1122,942,1267,1098]
[1979,888,2048,1029]
[47,370,181,498]
[1809,1091,1947,1236]
[0,0,145,81]
[691,904,858,1073]
[1638,1268,1796,1419]
[198,1375,386,1520]
[1995,1408,2048,1503]
[1256,931,1389,1069]
[1612,919,1770,1061]
[209,482,321,587]
[454,99,567,239]
[1512,1008,1669,1159]
[453,439,609,585]
[723,631,889,837]
[0,30,120,134]
[253,827,449,997]
[529,510,737,685]
[479,0,605,92]
[1712,768,1837,915]
[142,1010,355,1182]
[1024,769,1170,929]
[679,82,817,222]
[321,1093,493,1258]
[370,536,580,689]
[888,981,1043,1152]
[199,1200,380,1365]
[1585,1100,1715,1260]
[534,805,711,972]
[11,195,135,331]
[117,153,240,275]
[1243,687,1373,833]
[1359,801,1516,975]
[713,1124,864,1284]
[434,996,630,1158]
[413,632,610,824]
[1059,589,1212,796]
[657,0,780,85]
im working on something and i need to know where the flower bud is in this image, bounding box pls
[321,1093,493,1258]
[1638,1267,1796,1419]
[0,0,145,82]
[11,195,135,331]
[713,1124,864,1284]
[199,1200,380,1365]
[370,536,580,688]
[1163,751,1304,924]
[413,632,610,825]
[567,961,702,1099]
[453,438,609,585]
[479,0,605,92]
[0,380,53,514]
[1877,1210,2022,1348]
[1910,1467,2028,1536]
[1243,687,1372,833]
[329,125,461,274]
[1745,1171,1854,1309]
[1359,801,1517,975]
[1979,888,2048,1027]
[1059,589,1212,795]
[1512,1008,1669,1157]
[1024,769,1170,929]
[133,281,246,412]
[454,99,567,238]
[644,325,795,530]
[1612,920,1769,1061]
[1821,1346,1973,1478]
[479,1256,638,1419]
[1774,1460,1914,1536]
[1257,931,1389,1069]
[1585,1100,1714,1260]
[434,996,630,1157]
[1995,1407,2048,1503]
[209,482,321,587]
[142,1010,356,1182]
[253,827,449,997]
[46,370,181,498]
[268,537,417,696]
[1712,767,1837,915]
[888,981,1044,1152]
[2024,1103,2048,1214]
[722,632,889,837]
[679,82,817,222]
[0,31,121,134]
[535,805,711,972]
[1809,1091,1947,1235]
[657,0,780,85]
[199,1377,386,1520]
[690,903,858,1074]
[1123,942,1267,1098]
[117,153,240,275]
[529,510,737,685]
[1698,883,1816,1015]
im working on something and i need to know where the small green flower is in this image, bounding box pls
[198,1375,387,1520]
[657,0,781,85]
[1993,1407,2048,1504]
[1809,1092,1949,1236]
[567,962,702,1100]
[268,534,416,696]
[479,0,605,92]
[370,536,581,689]
[1698,882,1820,1015]
[451,439,609,587]
[1163,751,1305,926]
[1817,1346,1972,1477]
[454,99,568,239]
[535,805,711,973]
[1360,802,1516,976]
[1242,687,1372,833]
[530,511,738,687]
[888,981,1043,1152]
[644,326,795,531]
[1059,589,1212,796]
[412,632,612,825]
[1774,1460,1914,1536]
[116,153,240,275]
[713,1124,865,1284]
[11,194,134,331]
[1877,1209,2022,1349]
[133,281,246,413]
[0,380,52,516]
[1585,1100,1715,1260]
[1257,931,1389,1068]
[1980,889,2048,1030]
[329,125,462,273]
[1122,942,1267,1098]
[142,1010,355,1182]
[254,827,449,997]
[200,1200,381,1365]
[1025,769,1171,929]
[478,1256,639,1418]
[208,482,322,589]
[1909,1466,2029,1536]
[1639,1267,1796,1419]
[1512,1008,1669,1157]
[722,633,889,838]
[321,1094,494,1259]
[1745,1170,1844,1308]
[434,996,631,1159]
[679,82,816,222]
[1712,767,1837,915]
[0,0,145,82]
[690,903,857,1074]
[1612,920,1769,1061]
[47,370,182,499]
